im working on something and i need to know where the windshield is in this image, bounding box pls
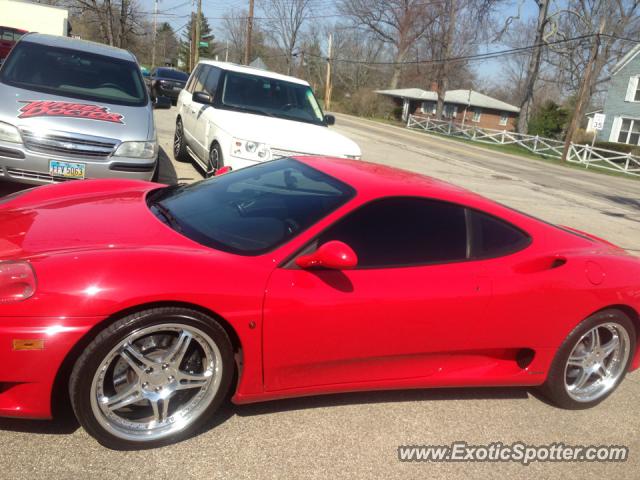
[156,68,188,81]
[148,158,355,255]
[221,70,325,125]
[1,41,147,106]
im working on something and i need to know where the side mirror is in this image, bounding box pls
[215,166,232,176]
[296,241,358,270]
[153,96,171,109]
[324,114,335,126]
[193,91,213,105]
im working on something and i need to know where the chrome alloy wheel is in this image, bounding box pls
[90,324,223,442]
[564,322,631,403]
[206,146,220,177]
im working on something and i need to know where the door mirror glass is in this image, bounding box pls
[296,241,358,270]
[193,91,213,104]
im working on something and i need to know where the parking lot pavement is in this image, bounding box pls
[0,108,639,479]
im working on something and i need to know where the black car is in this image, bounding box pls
[147,67,189,104]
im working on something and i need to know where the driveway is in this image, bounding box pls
[0,108,638,480]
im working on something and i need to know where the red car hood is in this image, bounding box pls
[0,180,183,260]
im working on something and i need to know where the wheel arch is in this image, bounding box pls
[51,300,243,418]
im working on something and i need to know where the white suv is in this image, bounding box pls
[173,61,361,175]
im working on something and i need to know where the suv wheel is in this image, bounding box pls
[173,118,189,162]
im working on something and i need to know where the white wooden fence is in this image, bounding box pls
[406,115,640,177]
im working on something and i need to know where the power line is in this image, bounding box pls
[303,34,597,66]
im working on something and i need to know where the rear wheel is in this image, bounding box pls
[69,307,234,449]
[542,309,635,409]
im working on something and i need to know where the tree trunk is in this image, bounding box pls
[388,47,408,89]
[517,0,549,134]
[435,0,457,119]
[561,18,606,161]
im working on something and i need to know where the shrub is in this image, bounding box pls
[593,142,640,157]
[334,89,395,119]
[528,101,569,139]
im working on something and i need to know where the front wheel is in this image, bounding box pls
[173,118,190,162]
[69,307,234,449]
[542,309,636,409]
[206,142,223,178]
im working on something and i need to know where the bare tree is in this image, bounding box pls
[263,0,312,75]
[338,0,435,89]
[69,0,145,47]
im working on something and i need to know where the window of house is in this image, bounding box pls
[421,101,436,115]
[472,108,482,122]
[626,76,640,102]
[316,197,468,268]
[443,104,457,119]
[499,113,508,126]
[617,118,640,145]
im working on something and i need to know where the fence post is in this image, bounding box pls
[501,130,506,144]
[533,135,538,153]
[625,153,631,172]
[582,143,589,166]
[448,121,452,135]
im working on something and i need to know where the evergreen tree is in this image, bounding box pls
[178,15,218,71]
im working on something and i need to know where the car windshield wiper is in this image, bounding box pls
[224,104,276,118]
[151,202,183,232]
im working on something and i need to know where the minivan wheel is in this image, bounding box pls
[69,307,234,450]
[206,143,223,178]
[541,309,635,409]
[173,118,189,162]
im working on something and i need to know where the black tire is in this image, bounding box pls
[173,118,190,162]
[206,142,223,178]
[69,307,234,450]
[541,308,636,410]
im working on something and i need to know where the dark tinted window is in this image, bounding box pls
[203,67,221,96]
[0,41,146,106]
[469,210,530,258]
[318,197,468,268]
[148,159,355,255]
[156,68,188,80]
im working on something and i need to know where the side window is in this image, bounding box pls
[468,210,530,258]
[193,65,209,93]
[203,67,221,97]
[317,197,468,268]
[185,66,199,93]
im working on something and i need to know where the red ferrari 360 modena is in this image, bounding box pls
[1,157,639,449]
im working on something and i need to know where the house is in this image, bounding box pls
[598,45,640,144]
[376,87,520,131]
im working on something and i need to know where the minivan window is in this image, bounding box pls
[220,70,325,125]
[0,41,147,106]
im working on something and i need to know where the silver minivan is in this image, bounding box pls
[0,33,170,185]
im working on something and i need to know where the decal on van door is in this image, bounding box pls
[17,101,125,124]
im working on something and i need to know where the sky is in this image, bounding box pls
[138,0,539,84]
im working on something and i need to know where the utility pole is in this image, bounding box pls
[151,0,158,68]
[561,18,607,162]
[324,34,333,111]
[517,0,550,134]
[225,39,229,62]
[194,0,202,66]
[244,0,255,65]
[189,12,196,71]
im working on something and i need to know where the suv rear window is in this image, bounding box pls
[0,41,147,106]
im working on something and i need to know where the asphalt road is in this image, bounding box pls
[0,109,639,480]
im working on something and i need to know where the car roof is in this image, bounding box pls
[196,60,309,86]
[296,156,495,207]
[19,33,137,62]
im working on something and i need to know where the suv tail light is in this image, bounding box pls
[0,261,36,303]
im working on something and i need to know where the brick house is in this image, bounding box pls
[376,88,520,131]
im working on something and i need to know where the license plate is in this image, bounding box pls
[49,160,86,179]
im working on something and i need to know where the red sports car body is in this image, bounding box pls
[1,156,639,448]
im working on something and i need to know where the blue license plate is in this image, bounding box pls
[49,160,86,179]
